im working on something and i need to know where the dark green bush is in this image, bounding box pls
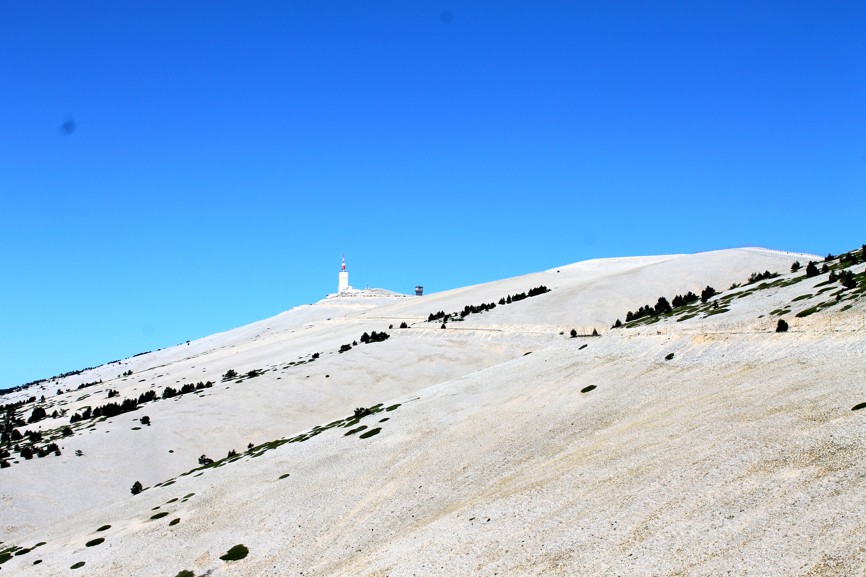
[131,481,143,495]
[776,319,789,332]
[220,544,249,561]
[85,538,104,547]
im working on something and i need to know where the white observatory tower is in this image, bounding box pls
[338,255,350,293]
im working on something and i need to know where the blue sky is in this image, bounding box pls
[2,1,865,389]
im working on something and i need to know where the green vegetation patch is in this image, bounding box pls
[704,307,730,317]
[150,512,170,520]
[664,353,674,361]
[345,425,368,436]
[580,385,597,393]
[183,493,195,499]
[175,571,195,577]
[96,525,111,532]
[169,518,180,526]
[71,561,86,569]
[278,473,290,480]
[852,402,866,411]
[676,313,698,322]
[220,544,249,561]
[14,548,31,556]
[166,498,178,504]
[791,294,813,302]
[385,404,401,412]
[359,427,382,439]
[796,306,821,318]
[85,538,105,547]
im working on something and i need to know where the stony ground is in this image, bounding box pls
[2,248,865,576]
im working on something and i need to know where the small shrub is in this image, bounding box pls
[665,353,675,360]
[580,385,597,393]
[85,538,104,547]
[399,322,408,329]
[776,319,789,332]
[140,415,150,426]
[131,481,143,495]
[359,427,381,439]
[791,261,801,272]
[850,402,866,411]
[569,329,577,338]
[169,518,180,526]
[150,512,169,520]
[175,571,195,577]
[70,561,85,569]
[97,524,111,532]
[220,544,249,561]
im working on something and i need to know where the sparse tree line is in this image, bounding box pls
[746,270,780,284]
[69,381,213,423]
[615,286,717,326]
[1,405,73,467]
[613,244,865,331]
[360,331,390,344]
[340,330,391,353]
[0,397,38,416]
[794,247,864,289]
[426,285,551,324]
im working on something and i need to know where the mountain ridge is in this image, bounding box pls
[2,246,864,576]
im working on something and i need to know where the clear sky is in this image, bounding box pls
[2,1,865,389]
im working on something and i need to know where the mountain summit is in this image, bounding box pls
[2,247,865,576]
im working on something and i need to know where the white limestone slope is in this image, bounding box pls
[3,247,865,577]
